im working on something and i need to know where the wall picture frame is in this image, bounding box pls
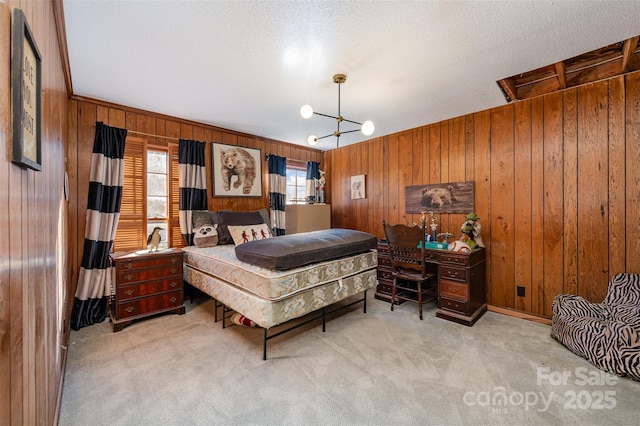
[351,174,366,199]
[11,8,42,171]
[212,143,262,197]
[405,181,474,214]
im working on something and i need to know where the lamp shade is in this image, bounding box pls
[300,105,313,119]
[307,135,318,145]
[361,120,375,136]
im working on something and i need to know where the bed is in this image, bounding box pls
[183,222,378,360]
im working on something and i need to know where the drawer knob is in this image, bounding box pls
[170,297,177,303]
[125,263,133,269]
[169,268,177,274]
[124,289,134,296]
[171,257,178,264]
[169,282,177,288]
[125,274,133,281]
[125,306,134,313]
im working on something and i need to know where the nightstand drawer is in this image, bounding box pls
[117,290,183,319]
[439,279,468,301]
[117,254,183,271]
[118,265,182,285]
[439,297,469,314]
[119,278,182,301]
[439,266,467,282]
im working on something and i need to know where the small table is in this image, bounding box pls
[110,248,185,332]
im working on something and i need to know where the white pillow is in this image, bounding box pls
[227,223,272,246]
[193,224,219,247]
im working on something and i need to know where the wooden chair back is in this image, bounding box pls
[382,220,428,278]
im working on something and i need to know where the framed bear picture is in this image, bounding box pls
[405,181,474,214]
[212,143,262,197]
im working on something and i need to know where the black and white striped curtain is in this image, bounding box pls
[178,139,208,245]
[71,122,127,330]
[305,161,320,203]
[268,154,287,236]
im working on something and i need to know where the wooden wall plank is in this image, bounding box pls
[439,122,450,232]
[530,97,545,315]
[473,111,491,302]
[608,77,625,277]
[577,82,609,302]
[625,72,640,273]
[387,133,400,224]
[489,105,515,308]
[514,100,532,311]
[411,128,423,225]
[372,137,384,239]
[562,89,578,296]
[542,91,564,316]
[398,130,412,224]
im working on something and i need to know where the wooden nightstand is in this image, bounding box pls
[110,248,185,332]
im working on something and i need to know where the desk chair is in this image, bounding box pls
[382,220,437,320]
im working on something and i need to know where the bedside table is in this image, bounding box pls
[110,248,185,332]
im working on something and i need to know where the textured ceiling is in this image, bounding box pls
[63,1,640,151]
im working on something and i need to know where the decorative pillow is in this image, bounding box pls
[227,223,272,246]
[214,210,265,244]
[193,224,219,247]
[255,207,273,236]
[192,211,214,229]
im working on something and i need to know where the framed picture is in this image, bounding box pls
[405,181,474,213]
[11,8,42,171]
[351,174,366,199]
[212,143,262,197]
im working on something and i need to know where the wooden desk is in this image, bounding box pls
[376,241,486,326]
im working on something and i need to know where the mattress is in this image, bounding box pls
[182,244,378,301]
[184,262,378,329]
[234,228,378,270]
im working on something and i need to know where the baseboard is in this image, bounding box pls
[487,305,552,326]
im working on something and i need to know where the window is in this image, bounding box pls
[146,150,168,249]
[286,159,307,204]
[113,137,182,252]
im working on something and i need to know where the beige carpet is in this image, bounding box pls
[58,293,640,425]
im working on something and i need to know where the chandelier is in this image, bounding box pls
[300,73,374,147]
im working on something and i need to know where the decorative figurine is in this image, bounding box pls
[429,211,438,241]
[315,169,326,204]
[460,212,484,248]
[147,227,162,252]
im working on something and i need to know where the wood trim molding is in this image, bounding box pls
[487,305,552,326]
[52,0,73,95]
[70,95,324,153]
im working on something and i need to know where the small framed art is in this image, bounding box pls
[11,8,42,171]
[351,174,366,199]
[212,143,262,197]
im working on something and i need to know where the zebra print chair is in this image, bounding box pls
[551,273,640,381]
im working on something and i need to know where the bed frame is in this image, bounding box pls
[214,292,369,360]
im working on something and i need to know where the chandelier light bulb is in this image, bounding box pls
[361,120,375,136]
[300,105,313,119]
[307,135,318,145]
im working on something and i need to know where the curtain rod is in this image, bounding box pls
[127,130,180,141]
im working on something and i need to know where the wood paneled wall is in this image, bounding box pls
[326,73,640,318]
[0,1,69,424]
[68,99,324,301]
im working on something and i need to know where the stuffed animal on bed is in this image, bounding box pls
[193,224,219,248]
